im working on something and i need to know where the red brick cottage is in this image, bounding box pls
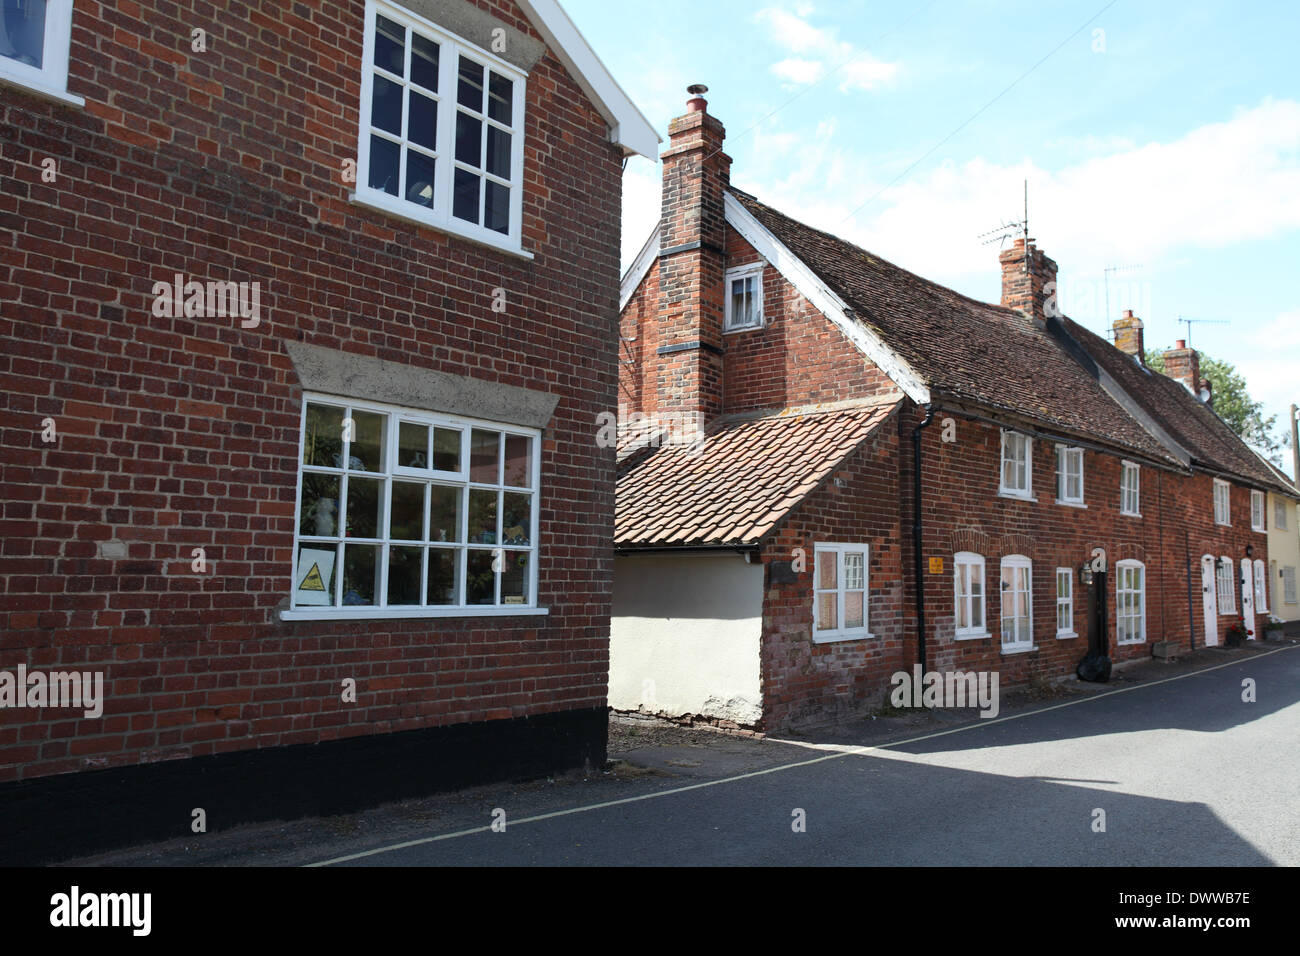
[0,0,655,862]
[611,90,1288,732]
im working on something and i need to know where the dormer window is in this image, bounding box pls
[724,262,764,331]
[355,1,526,254]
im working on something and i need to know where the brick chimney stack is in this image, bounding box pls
[655,85,731,423]
[1163,340,1204,399]
[1113,310,1145,362]
[999,238,1059,327]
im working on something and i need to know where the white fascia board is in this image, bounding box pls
[620,222,661,312]
[724,193,931,405]
[518,0,660,159]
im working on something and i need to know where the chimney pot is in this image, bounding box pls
[1176,339,1186,349]
[686,84,709,113]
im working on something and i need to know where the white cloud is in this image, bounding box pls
[757,7,899,92]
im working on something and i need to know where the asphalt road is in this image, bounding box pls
[309,644,1298,867]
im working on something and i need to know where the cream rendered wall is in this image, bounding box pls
[1267,492,1300,622]
[610,554,765,725]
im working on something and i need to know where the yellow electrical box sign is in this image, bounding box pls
[929,557,945,574]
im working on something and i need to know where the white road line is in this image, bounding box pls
[306,643,1297,866]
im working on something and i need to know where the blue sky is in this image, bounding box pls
[567,0,1300,467]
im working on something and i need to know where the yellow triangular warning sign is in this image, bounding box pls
[300,563,326,592]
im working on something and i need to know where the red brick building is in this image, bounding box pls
[611,91,1289,732]
[0,0,655,863]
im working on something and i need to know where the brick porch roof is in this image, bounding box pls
[729,190,1182,467]
[615,399,901,549]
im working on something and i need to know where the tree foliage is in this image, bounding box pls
[1145,348,1288,461]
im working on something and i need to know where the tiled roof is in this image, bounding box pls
[1064,318,1294,495]
[729,190,1180,466]
[615,400,901,548]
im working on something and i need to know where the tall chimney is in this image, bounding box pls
[999,238,1058,327]
[1163,340,1203,399]
[1113,310,1145,362]
[655,85,730,424]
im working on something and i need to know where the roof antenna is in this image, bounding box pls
[976,179,1030,253]
[1177,315,1230,347]
[1103,263,1143,328]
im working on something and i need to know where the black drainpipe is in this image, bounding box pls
[912,404,936,673]
[1185,530,1196,653]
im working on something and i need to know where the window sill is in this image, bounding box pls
[281,606,550,622]
[1056,499,1087,509]
[1000,644,1037,656]
[954,630,992,641]
[723,322,765,335]
[812,630,875,645]
[1116,638,1146,646]
[348,190,534,261]
[0,72,85,108]
[1121,510,1142,518]
[997,490,1037,502]
[1055,630,1078,640]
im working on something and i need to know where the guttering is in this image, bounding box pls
[614,544,761,559]
[912,403,936,672]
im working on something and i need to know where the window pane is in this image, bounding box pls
[466,549,495,605]
[2,0,46,68]
[455,111,482,166]
[429,485,461,542]
[342,544,379,605]
[453,167,480,222]
[504,435,531,487]
[467,489,498,544]
[371,74,404,135]
[295,543,336,606]
[404,148,436,208]
[971,592,983,629]
[349,411,386,471]
[488,72,513,124]
[410,32,439,91]
[486,125,511,178]
[501,551,529,605]
[433,428,461,471]
[408,91,438,150]
[485,180,510,234]
[816,550,836,589]
[373,14,404,75]
[368,134,400,195]
[299,474,340,537]
[844,552,864,589]
[387,546,423,605]
[730,281,746,327]
[470,429,500,482]
[399,422,429,468]
[303,404,345,467]
[345,477,381,539]
[457,57,484,111]
[502,493,531,546]
[427,548,459,605]
[390,482,425,540]
[817,592,837,631]
[845,591,864,629]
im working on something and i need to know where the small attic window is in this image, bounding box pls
[724,262,764,332]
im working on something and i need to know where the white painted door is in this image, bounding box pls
[1201,555,1219,646]
[1241,558,1256,639]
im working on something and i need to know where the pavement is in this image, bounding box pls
[61,640,1300,867]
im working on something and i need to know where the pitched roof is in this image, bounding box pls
[1064,318,1295,495]
[728,190,1180,466]
[615,399,901,549]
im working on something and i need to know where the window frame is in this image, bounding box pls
[353,0,529,257]
[0,0,82,105]
[811,542,872,643]
[1284,566,1298,606]
[999,554,1034,652]
[723,261,765,333]
[1115,559,1146,645]
[1275,497,1288,531]
[1253,558,1268,614]
[953,551,988,640]
[1120,460,1141,517]
[1055,445,1085,507]
[1250,490,1266,532]
[1055,567,1075,638]
[1213,479,1231,526]
[1216,555,1237,615]
[999,430,1034,500]
[283,392,545,621]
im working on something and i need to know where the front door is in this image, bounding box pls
[1241,558,1256,640]
[1201,555,1219,646]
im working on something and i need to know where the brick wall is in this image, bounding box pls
[0,0,624,783]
